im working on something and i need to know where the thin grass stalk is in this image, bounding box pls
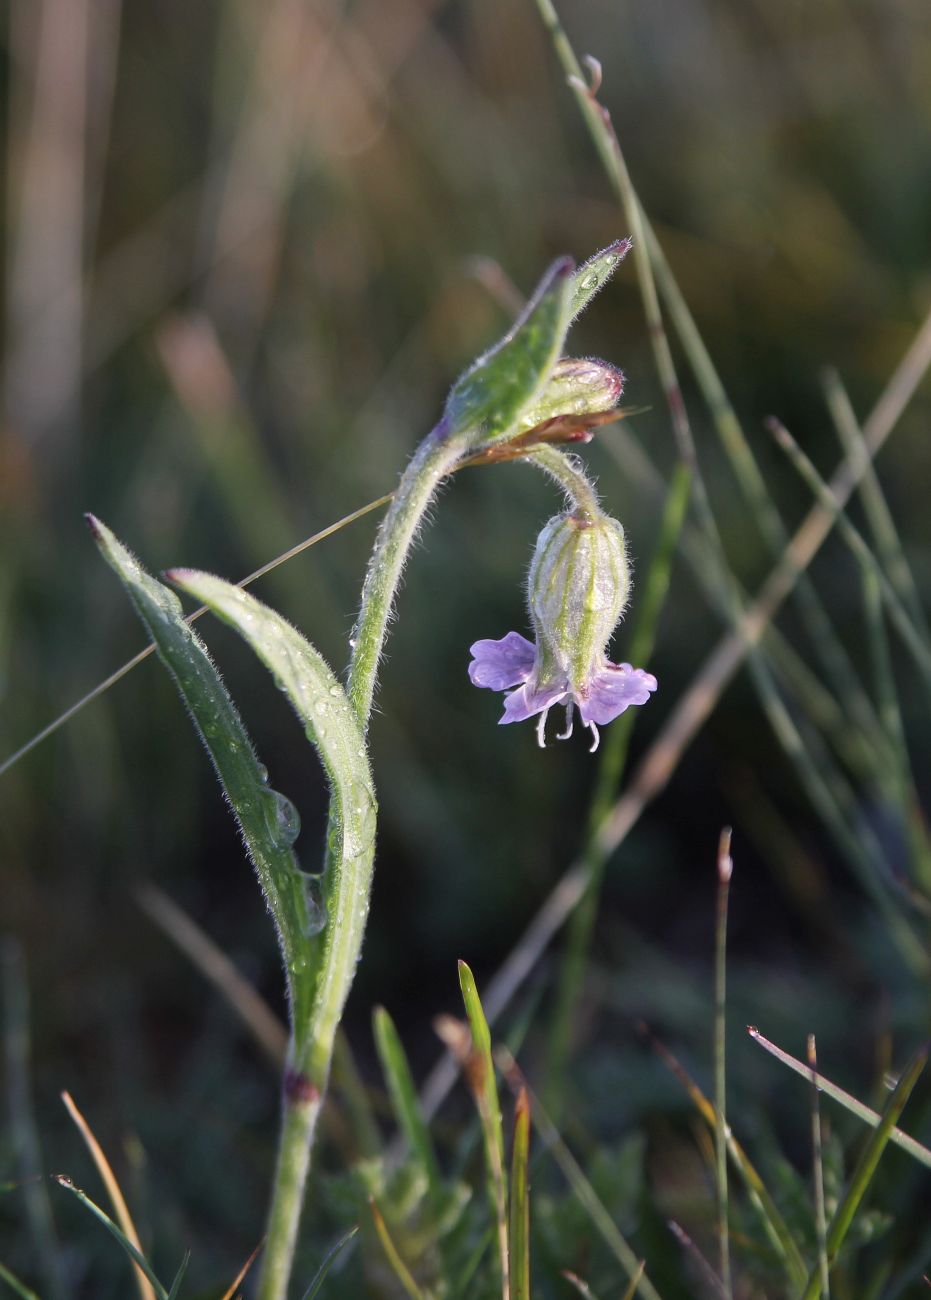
[767,418,931,694]
[60,1092,155,1300]
[643,1026,807,1287]
[714,830,733,1300]
[508,1090,531,1300]
[824,368,929,638]
[747,1028,931,1170]
[808,1035,831,1300]
[531,0,885,759]
[603,428,894,785]
[860,569,931,893]
[369,1199,425,1300]
[545,462,691,1115]
[0,493,393,778]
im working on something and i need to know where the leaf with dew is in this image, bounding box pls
[89,516,318,1035]
[444,256,574,444]
[165,567,376,1075]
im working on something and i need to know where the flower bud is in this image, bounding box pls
[526,509,629,694]
[516,357,624,435]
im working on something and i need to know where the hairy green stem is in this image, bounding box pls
[527,444,602,517]
[259,422,468,1297]
[349,424,471,727]
[260,1088,323,1300]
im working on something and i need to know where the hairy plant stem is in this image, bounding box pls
[527,444,602,517]
[259,421,469,1298]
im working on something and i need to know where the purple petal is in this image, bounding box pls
[499,680,567,724]
[576,662,658,726]
[468,632,536,691]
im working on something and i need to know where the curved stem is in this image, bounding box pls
[348,423,471,726]
[526,445,601,518]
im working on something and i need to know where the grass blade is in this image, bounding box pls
[509,1089,531,1300]
[801,1048,928,1300]
[54,1177,168,1300]
[373,1006,442,1199]
[300,1224,358,1300]
[747,1028,931,1170]
[497,1049,663,1300]
[808,1036,830,1300]
[458,960,509,1297]
[61,1090,155,1300]
[89,517,320,1030]
[0,1262,40,1300]
[165,1251,190,1300]
[369,1199,424,1300]
[642,1025,807,1288]
[220,1238,266,1300]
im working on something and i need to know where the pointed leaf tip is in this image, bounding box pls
[84,512,103,539]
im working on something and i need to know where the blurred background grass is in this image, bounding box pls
[2,0,931,1294]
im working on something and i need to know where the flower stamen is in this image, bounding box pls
[556,701,574,741]
[536,707,550,749]
[588,721,600,753]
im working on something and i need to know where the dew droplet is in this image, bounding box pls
[328,684,340,697]
[256,762,269,785]
[228,739,241,753]
[348,636,358,649]
[580,272,599,290]
[264,790,301,847]
[298,872,327,937]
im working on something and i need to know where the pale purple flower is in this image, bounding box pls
[468,631,657,752]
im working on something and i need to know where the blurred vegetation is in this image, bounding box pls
[2,0,931,1295]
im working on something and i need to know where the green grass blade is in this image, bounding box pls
[54,1177,168,1300]
[801,1048,928,1300]
[369,1200,424,1300]
[89,516,316,1032]
[300,1225,359,1300]
[0,1262,40,1300]
[165,1251,190,1300]
[509,1089,531,1300]
[458,960,508,1295]
[824,368,929,638]
[164,567,376,1077]
[748,1028,931,1170]
[373,1006,442,1199]
[444,255,574,443]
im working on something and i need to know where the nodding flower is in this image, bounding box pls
[468,509,656,752]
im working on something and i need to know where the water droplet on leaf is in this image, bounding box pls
[265,790,301,847]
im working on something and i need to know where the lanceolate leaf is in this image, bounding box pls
[165,569,376,1078]
[444,256,575,444]
[89,516,316,1032]
[569,239,631,322]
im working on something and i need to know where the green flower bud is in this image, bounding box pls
[526,509,630,695]
[516,357,624,435]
